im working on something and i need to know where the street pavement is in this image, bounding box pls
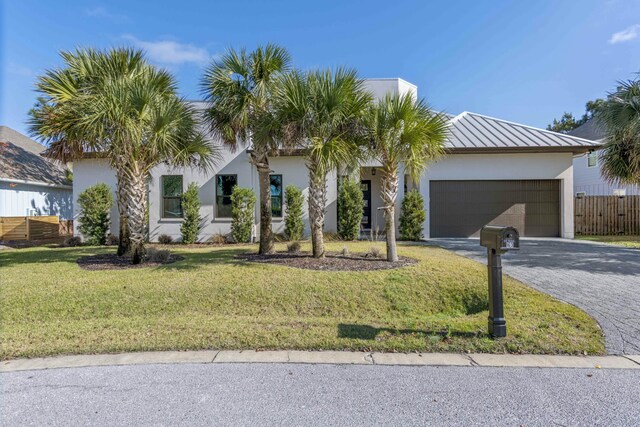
[2,363,640,426]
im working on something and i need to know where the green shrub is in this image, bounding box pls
[284,185,304,241]
[77,183,113,245]
[399,190,426,241]
[230,187,256,243]
[180,183,201,244]
[337,178,363,240]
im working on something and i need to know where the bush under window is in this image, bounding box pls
[180,183,201,244]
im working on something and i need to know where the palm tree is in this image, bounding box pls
[597,76,640,188]
[272,68,371,258]
[30,47,218,263]
[200,44,291,255]
[364,92,448,262]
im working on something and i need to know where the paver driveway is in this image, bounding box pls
[430,238,640,355]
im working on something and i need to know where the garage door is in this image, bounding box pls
[429,180,560,237]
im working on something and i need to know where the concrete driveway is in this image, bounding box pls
[430,238,640,355]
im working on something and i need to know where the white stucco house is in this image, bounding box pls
[72,78,598,242]
[0,126,73,219]
[569,119,640,196]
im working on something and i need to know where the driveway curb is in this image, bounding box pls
[2,350,639,372]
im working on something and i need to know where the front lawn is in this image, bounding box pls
[576,235,640,249]
[0,242,604,359]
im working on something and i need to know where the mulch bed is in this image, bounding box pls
[236,251,417,271]
[76,253,184,271]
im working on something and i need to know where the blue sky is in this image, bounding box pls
[2,0,639,137]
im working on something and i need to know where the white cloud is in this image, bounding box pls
[85,7,130,23]
[123,35,211,66]
[609,24,640,44]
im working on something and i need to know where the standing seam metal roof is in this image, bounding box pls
[444,112,600,149]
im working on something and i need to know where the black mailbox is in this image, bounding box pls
[480,225,519,253]
[479,225,520,338]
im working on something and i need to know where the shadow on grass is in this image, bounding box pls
[0,245,255,270]
[156,248,255,271]
[337,323,482,340]
[0,246,104,267]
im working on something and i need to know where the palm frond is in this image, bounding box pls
[271,66,372,168]
[597,76,640,185]
[200,44,292,152]
[365,92,448,181]
[30,47,219,172]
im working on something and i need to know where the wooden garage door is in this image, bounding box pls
[429,180,560,237]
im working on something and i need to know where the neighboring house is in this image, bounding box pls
[569,119,640,196]
[0,126,73,219]
[73,78,598,241]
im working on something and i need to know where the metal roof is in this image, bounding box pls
[445,112,600,152]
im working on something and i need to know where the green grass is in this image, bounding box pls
[576,235,640,248]
[0,242,604,359]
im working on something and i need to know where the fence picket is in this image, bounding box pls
[574,196,640,235]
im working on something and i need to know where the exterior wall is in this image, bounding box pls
[73,152,577,242]
[420,152,575,239]
[362,78,417,100]
[73,152,339,243]
[147,151,339,242]
[0,181,73,219]
[573,150,640,195]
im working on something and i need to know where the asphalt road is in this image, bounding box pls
[2,363,639,426]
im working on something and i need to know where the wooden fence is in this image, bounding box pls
[574,195,640,235]
[0,216,66,241]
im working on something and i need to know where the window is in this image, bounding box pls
[587,151,597,168]
[161,175,183,218]
[270,175,283,217]
[216,175,237,217]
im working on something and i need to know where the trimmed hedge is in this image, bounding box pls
[284,185,304,241]
[180,183,201,244]
[77,183,113,245]
[399,190,426,241]
[337,178,363,240]
[231,187,256,243]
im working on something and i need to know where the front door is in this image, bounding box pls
[361,180,371,229]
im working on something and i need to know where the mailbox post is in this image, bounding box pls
[480,225,519,338]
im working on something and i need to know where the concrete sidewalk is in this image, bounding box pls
[2,350,639,372]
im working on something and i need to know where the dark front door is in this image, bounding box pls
[361,180,371,229]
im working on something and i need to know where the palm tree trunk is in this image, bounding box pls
[308,161,327,258]
[115,168,131,256]
[252,151,274,255]
[381,167,399,262]
[125,167,148,264]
